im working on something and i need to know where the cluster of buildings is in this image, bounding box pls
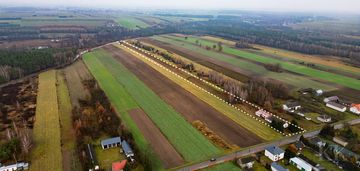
[256,109,273,123]
[324,96,360,115]
[87,136,135,171]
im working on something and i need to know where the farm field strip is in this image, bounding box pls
[115,16,149,29]
[201,35,360,76]
[117,42,284,140]
[166,35,360,91]
[84,50,221,162]
[153,35,336,91]
[56,71,81,171]
[122,41,305,135]
[30,70,62,171]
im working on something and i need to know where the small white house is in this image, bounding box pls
[317,114,331,123]
[350,104,360,114]
[290,157,312,171]
[265,145,285,161]
[283,101,301,111]
[0,162,29,171]
[271,162,289,171]
[326,102,346,112]
[237,156,255,169]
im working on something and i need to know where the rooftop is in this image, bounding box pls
[271,162,288,171]
[122,140,133,155]
[351,104,360,110]
[327,101,346,109]
[265,145,284,155]
[290,157,312,170]
[112,160,127,171]
[285,101,301,108]
[101,137,121,146]
[240,156,255,164]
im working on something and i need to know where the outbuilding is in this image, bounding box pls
[326,101,346,112]
[323,96,339,103]
[122,140,134,158]
[265,145,285,161]
[333,137,348,147]
[283,101,301,111]
[317,114,331,123]
[290,157,312,171]
[271,162,288,171]
[101,137,122,149]
[237,156,255,169]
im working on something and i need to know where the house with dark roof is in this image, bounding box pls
[283,101,301,111]
[101,137,122,149]
[237,156,255,169]
[121,140,134,159]
[271,162,288,171]
[265,145,285,161]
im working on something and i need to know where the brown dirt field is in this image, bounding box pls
[140,38,250,83]
[105,45,263,147]
[0,39,61,49]
[128,108,185,168]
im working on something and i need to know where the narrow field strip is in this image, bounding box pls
[121,41,305,136]
[165,35,360,91]
[84,50,220,163]
[82,52,165,170]
[30,70,62,171]
[117,43,283,140]
[57,71,81,171]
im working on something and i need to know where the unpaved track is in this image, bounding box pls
[104,45,263,147]
[128,109,184,168]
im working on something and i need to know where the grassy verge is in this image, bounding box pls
[167,35,360,91]
[30,70,62,171]
[85,50,221,164]
[116,16,149,29]
[201,162,242,171]
[57,71,81,171]
[117,44,282,141]
[153,35,335,91]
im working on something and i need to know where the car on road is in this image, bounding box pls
[210,158,216,162]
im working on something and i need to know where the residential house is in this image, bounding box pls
[101,137,122,149]
[265,145,285,161]
[290,157,312,171]
[271,162,288,171]
[283,101,301,111]
[0,162,29,171]
[309,137,326,148]
[237,156,255,169]
[289,141,305,154]
[122,140,135,159]
[86,144,100,170]
[333,137,348,147]
[317,114,331,123]
[323,96,339,103]
[326,101,346,112]
[255,109,273,123]
[350,104,360,114]
[112,160,127,171]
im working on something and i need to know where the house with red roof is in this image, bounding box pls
[350,104,360,115]
[112,160,127,171]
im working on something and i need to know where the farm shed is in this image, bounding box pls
[101,137,122,149]
[323,96,339,103]
[86,144,100,170]
[333,137,348,147]
[290,157,312,171]
[350,104,360,114]
[0,162,29,171]
[326,101,346,112]
[112,160,127,171]
[265,145,284,161]
[271,162,288,171]
[316,114,331,123]
[121,140,134,158]
[283,101,301,111]
[237,156,255,169]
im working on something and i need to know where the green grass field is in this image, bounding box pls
[115,17,149,29]
[117,44,281,141]
[84,50,221,163]
[30,70,62,171]
[164,35,360,91]
[153,35,335,91]
[57,71,81,171]
[201,162,242,171]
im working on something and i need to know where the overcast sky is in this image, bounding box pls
[2,0,360,14]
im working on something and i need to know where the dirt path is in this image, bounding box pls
[128,109,185,168]
[105,45,263,147]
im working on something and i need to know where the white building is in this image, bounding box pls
[323,96,339,103]
[0,162,29,171]
[265,145,285,161]
[283,101,301,111]
[290,157,312,171]
[350,104,360,114]
[315,89,323,96]
[317,114,331,123]
[326,101,346,112]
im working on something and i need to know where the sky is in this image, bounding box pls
[2,0,360,14]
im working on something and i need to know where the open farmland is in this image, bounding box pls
[105,45,263,147]
[30,70,62,171]
[149,36,335,91]
[115,43,283,141]
[163,35,360,91]
[83,50,221,167]
[115,16,150,29]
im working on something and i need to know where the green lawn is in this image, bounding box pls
[84,50,220,163]
[153,35,335,91]
[302,148,341,171]
[201,162,242,171]
[115,17,149,29]
[165,35,360,91]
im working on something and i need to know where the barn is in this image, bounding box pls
[101,137,122,149]
[326,101,346,112]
